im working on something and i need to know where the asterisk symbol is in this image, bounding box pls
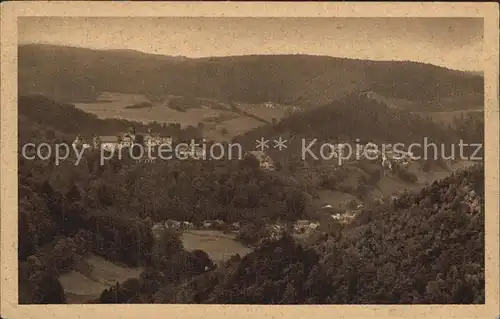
[273,137,287,151]
[255,137,270,151]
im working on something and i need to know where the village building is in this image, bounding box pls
[331,211,357,224]
[99,136,122,152]
[292,220,321,233]
[144,128,173,150]
[309,222,320,230]
[181,221,195,229]
[244,151,275,171]
[213,220,226,227]
[174,143,205,159]
[165,219,181,229]
[92,136,101,149]
[120,133,136,148]
[86,126,173,156]
[202,220,212,228]
[229,221,240,230]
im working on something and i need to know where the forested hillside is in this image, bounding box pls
[19,44,483,107]
[234,93,484,170]
[17,93,484,304]
[141,164,484,304]
[18,96,313,303]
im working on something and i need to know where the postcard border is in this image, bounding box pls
[1,2,499,319]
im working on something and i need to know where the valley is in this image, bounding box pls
[17,44,485,305]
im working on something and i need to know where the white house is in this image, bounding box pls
[309,222,320,230]
[202,220,212,228]
[213,220,225,226]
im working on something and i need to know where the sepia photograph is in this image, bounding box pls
[1,2,499,319]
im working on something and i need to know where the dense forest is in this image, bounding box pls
[91,164,485,304]
[17,94,485,304]
[18,96,312,303]
[19,44,483,107]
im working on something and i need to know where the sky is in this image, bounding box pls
[18,17,484,71]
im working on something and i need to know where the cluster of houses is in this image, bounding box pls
[262,102,277,108]
[151,219,195,238]
[200,219,240,230]
[328,142,416,175]
[380,148,416,176]
[330,211,357,223]
[322,200,364,224]
[262,102,303,111]
[258,220,321,243]
[293,220,320,233]
[71,126,206,158]
[150,219,242,239]
[72,126,173,152]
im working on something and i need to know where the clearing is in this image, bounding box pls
[181,230,253,263]
[59,254,143,304]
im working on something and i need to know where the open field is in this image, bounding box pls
[313,159,479,210]
[73,92,272,141]
[181,230,253,262]
[59,254,143,304]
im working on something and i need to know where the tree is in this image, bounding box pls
[31,273,66,304]
[153,229,183,267]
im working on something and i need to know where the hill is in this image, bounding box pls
[145,164,484,304]
[18,95,319,303]
[17,92,484,304]
[18,94,204,144]
[234,93,482,185]
[19,44,483,108]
